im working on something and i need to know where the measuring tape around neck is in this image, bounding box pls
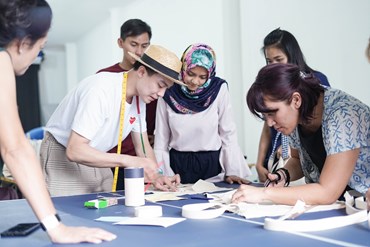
[112,72,128,192]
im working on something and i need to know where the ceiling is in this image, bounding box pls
[47,0,129,47]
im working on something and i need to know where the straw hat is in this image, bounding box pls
[128,45,185,86]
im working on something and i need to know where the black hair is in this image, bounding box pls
[262,28,313,72]
[0,0,52,47]
[247,63,324,124]
[133,60,155,76]
[120,19,152,41]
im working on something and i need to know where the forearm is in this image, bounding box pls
[66,142,141,168]
[256,142,269,168]
[4,143,56,221]
[143,145,157,163]
[256,123,270,168]
[264,182,339,205]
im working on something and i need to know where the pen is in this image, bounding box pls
[190,196,213,201]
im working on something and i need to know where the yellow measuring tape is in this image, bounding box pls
[111,72,127,192]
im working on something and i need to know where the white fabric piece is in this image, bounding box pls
[182,203,227,219]
[264,210,368,232]
[207,190,345,219]
[264,192,369,232]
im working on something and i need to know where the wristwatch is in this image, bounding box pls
[40,214,61,231]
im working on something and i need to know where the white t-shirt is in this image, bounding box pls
[46,72,146,152]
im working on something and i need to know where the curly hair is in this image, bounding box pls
[0,0,52,47]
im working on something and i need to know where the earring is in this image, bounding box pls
[18,49,23,54]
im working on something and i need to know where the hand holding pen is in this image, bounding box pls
[264,167,290,187]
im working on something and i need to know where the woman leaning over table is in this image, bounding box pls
[232,63,369,205]
[154,43,251,184]
[255,28,331,183]
[0,0,116,243]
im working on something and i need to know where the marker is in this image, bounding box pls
[190,196,213,201]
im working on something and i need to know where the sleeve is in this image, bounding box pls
[153,98,175,176]
[72,86,107,140]
[217,85,251,178]
[323,102,368,155]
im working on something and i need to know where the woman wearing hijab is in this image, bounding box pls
[154,43,251,184]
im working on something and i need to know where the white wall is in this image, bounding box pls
[40,0,370,164]
[38,46,66,124]
[240,0,370,164]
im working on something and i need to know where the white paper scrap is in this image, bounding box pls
[145,193,185,202]
[192,180,232,193]
[144,180,232,202]
[95,216,130,222]
[114,217,186,228]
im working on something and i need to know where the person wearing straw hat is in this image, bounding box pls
[40,44,182,196]
[97,19,157,191]
[154,43,251,184]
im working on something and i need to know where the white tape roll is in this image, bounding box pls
[182,203,226,219]
[135,205,162,218]
[264,210,368,232]
[264,193,369,232]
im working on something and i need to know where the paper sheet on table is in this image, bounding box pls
[144,193,185,202]
[114,217,185,228]
[207,190,345,219]
[95,216,129,222]
[145,180,232,202]
[191,179,232,193]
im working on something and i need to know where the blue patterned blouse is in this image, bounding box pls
[289,87,369,193]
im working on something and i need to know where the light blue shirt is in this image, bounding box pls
[290,87,369,193]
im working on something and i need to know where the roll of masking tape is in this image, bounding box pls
[135,205,162,218]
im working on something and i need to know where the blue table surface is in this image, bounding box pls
[0,182,369,247]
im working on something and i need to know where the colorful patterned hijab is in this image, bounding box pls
[163,43,226,114]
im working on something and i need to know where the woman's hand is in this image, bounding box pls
[47,223,116,244]
[225,175,251,185]
[231,184,266,204]
[264,169,287,187]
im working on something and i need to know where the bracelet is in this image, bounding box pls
[40,214,61,231]
[275,168,290,187]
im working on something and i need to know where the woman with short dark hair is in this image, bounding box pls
[232,63,369,206]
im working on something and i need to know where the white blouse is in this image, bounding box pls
[154,84,251,182]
